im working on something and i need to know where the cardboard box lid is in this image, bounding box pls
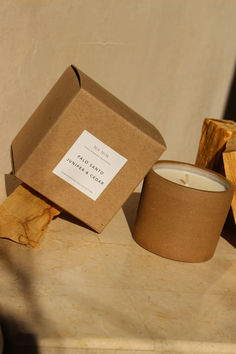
[11,65,166,232]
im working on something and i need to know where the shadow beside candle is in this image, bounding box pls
[221,209,236,248]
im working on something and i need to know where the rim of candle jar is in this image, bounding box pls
[152,160,234,193]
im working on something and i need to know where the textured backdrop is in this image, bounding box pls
[0,0,236,172]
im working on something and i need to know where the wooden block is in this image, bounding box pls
[223,139,236,223]
[0,184,61,248]
[195,118,236,172]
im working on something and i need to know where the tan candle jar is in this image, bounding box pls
[133,161,234,262]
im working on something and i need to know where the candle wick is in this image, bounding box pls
[185,173,189,186]
[180,174,189,186]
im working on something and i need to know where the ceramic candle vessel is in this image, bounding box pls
[133,161,234,262]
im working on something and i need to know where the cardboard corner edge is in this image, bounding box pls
[11,65,80,174]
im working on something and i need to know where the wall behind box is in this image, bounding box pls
[1,0,236,173]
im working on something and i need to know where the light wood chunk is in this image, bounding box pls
[0,184,61,247]
[223,139,236,223]
[195,118,236,172]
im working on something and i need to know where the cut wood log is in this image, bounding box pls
[195,118,236,225]
[0,184,61,248]
[195,118,236,173]
[223,139,236,223]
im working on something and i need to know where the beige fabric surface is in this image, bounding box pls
[0,0,236,173]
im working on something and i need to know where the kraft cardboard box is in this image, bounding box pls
[11,65,166,232]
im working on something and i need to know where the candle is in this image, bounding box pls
[153,162,226,192]
[133,161,234,262]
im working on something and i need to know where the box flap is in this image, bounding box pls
[75,66,166,151]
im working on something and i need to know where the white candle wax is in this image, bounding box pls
[153,163,227,192]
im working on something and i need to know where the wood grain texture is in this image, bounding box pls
[0,184,61,247]
[223,139,236,223]
[196,118,236,225]
[195,118,236,172]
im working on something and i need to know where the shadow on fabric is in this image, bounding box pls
[0,313,39,354]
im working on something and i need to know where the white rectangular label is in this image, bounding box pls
[53,130,127,200]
